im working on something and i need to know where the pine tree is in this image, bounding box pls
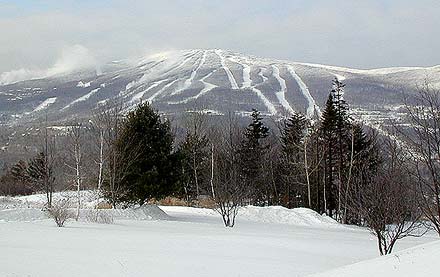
[280,112,308,207]
[319,93,338,217]
[115,102,182,205]
[331,78,352,218]
[239,109,270,205]
[10,160,29,183]
[27,151,55,207]
[345,125,381,224]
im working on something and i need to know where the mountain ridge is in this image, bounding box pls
[1,48,439,127]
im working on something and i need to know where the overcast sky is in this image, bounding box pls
[0,0,439,78]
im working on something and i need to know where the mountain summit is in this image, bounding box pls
[1,49,439,127]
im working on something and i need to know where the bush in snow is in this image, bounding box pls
[46,198,75,227]
[84,209,114,224]
[348,139,424,255]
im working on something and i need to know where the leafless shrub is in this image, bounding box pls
[398,84,440,236]
[211,114,246,227]
[46,198,75,227]
[349,138,424,255]
[84,209,114,224]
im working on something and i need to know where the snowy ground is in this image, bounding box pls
[0,193,438,277]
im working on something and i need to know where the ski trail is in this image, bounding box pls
[229,57,276,115]
[195,70,218,99]
[33,97,56,112]
[286,65,322,118]
[242,64,252,88]
[147,79,181,103]
[130,79,169,104]
[62,88,101,110]
[172,50,207,95]
[272,65,295,114]
[215,49,239,89]
[258,68,268,83]
[170,69,218,104]
[120,60,166,98]
[162,50,198,76]
[227,56,252,88]
[331,72,346,81]
[247,66,276,115]
[251,87,277,115]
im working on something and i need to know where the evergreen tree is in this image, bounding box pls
[280,112,308,207]
[115,102,182,205]
[239,109,270,205]
[319,93,338,216]
[10,160,29,183]
[27,151,55,207]
[318,79,355,219]
[331,78,352,218]
[345,125,381,224]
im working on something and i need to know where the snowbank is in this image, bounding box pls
[308,240,440,277]
[0,208,48,222]
[0,194,170,222]
[86,205,170,221]
[161,205,339,227]
[0,206,170,222]
[238,206,339,227]
[16,191,99,208]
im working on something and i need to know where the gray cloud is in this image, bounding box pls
[0,0,438,77]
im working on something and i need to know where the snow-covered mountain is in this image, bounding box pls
[1,49,439,128]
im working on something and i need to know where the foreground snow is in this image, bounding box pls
[0,193,438,277]
[309,240,440,277]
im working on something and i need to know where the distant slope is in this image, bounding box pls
[1,49,439,127]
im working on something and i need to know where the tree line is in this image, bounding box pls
[1,79,440,255]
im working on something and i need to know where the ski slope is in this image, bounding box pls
[3,48,440,137]
[33,97,56,112]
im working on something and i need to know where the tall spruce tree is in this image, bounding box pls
[319,93,338,217]
[345,125,381,224]
[27,151,55,207]
[331,78,351,218]
[10,160,29,183]
[239,109,269,205]
[280,112,308,208]
[115,102,182,205]
[318,79,354,219]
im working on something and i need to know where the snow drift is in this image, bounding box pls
[0,194,170,222]
[161,205,339,227]
[308,240,440,277]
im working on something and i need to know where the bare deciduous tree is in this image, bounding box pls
[65,122,85,220]
[212,114,246,227]
[92,101,142,207]
[28,120,58,208]
[349,138,424,255]
[399,84,440,235]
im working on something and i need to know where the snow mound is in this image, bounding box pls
[98,205,170,221]
[17,191,99,208]
[0,206,170,222]
[239,206,339,227]
[308,240,440,277]
[0,197,31,209]
[162,205,339,227]
[0,208,48,222]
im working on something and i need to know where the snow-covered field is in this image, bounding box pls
[0,193,438,277]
